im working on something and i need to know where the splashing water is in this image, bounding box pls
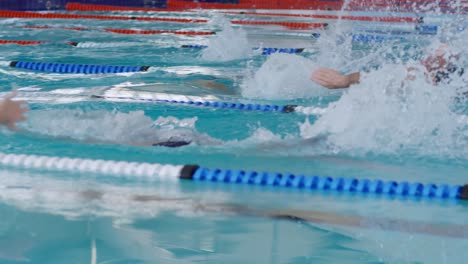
[234,4,468,160]
[241,53,335,99]
[201,15,251,62]
[299,63,467,159]
[22,109,221,146]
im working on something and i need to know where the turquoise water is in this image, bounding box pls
[0,9,467,263]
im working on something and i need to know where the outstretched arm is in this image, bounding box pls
[310,68,360,89]
[0,91,28,130]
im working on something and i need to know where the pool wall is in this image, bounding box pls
[0,0,464,12]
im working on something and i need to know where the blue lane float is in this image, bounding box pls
[260,47,305,55]
[352,34,405,43]
[353,25,438,43]
[0,151,466,201]
[183,165,468,201]
[1,151,466,238]
[181,45,305,55]
[0,152,468,200]
[93,95,299,113]
[9,61,150,74]
[415,24,438,35]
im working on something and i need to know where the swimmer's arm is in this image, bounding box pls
[310,68,360,89]
[0,91,28,130]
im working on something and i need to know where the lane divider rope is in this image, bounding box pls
[22,25,215,36]
[0,10,207,23]
[354,26,437,43]
[0,153,183,182]
[352,34,406,43]
[230,20,327,30]
[65,2,185,12]
[0,39,305,55]
[221,11,421,23]
[190,167,468,200]
[1,170,466,239]
[93,94,299,113]
[9,61,150,74]
[21,24,323,37]
[0,39,82,46]
[1,152,466,200]
[24,25,88,31]
[103,28,215,35]
[181,45,305,55]
[0,10,329,30]
[0,40,45,45]
[13,91,323,115]
[64,3,420,23]
[414,24,439,34]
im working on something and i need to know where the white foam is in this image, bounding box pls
[157,65,227,77]
[0,18,21,25]
[16,86,42,92]
[15,95,86,104]
[75,42,143,48]
[103,87,220,102]
[300,63,468,158]
[294,106,327,115]
[241,53,334,99]
[23,109,221,146]
[201,15,251,62]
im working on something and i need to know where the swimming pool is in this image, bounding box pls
[0,6,467,264]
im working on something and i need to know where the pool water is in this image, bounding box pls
[0,8,467,263]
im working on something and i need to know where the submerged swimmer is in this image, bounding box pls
[310,43,465,89]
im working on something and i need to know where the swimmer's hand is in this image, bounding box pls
[0,91,28,130]
[310,68,360,89]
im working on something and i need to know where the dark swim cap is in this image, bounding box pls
[434,63,465,84]
[152,140,191,148]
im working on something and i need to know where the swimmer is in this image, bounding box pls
[0,91,28,130]
[310,43,465,89]
[0,93,196,148]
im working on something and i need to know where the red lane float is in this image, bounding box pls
[231,20,327,30]
[167,0,309,10]
[65,0,466,14]
[65,2,418,24]
[67,1,294,11]
[22,25,215,36]
[0,40,45,45]
[24,25,87,31]
[103,28,215,35]
[66,2,185,12]
[0,10,207,23]
[0,10,329,30]
[0,39,78,46]
[66,2,418,24]
[167,0,465,13]
[224,12,419,23]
